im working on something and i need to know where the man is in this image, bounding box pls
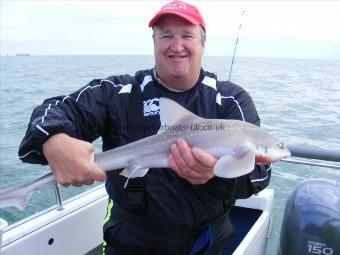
[19,1,271,254]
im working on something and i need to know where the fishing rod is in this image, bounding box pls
[228,10,245,81]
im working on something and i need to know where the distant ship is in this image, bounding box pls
[15,53,30,56]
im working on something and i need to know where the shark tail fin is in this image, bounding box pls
[0,187,33,210]
[0,172,56,210]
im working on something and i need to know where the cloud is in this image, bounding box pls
[1,1,339,59]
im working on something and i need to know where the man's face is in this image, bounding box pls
[153,15,205,85]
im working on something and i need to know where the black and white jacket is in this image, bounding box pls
[19,68,271,227]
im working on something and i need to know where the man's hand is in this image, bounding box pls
[168,139,217,184]
[42,133,106,187]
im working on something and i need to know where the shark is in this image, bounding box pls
[0,97,290,210]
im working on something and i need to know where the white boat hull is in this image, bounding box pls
[1,185,274,255]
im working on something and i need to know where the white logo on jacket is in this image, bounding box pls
[143,98,160,116]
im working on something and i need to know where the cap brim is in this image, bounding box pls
[149,10,200,28]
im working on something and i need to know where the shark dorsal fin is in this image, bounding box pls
[158,97,202,133]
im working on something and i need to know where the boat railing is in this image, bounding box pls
[284,144,340,169]
[54,183,64,211]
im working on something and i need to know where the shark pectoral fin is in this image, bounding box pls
[119,168,129,177]
[119,166,149,188]
[214,147,255,178]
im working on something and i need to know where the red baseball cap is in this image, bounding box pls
[148,0,206,32]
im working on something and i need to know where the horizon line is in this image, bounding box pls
[1,54,339,62]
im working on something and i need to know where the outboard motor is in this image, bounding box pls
[278,179,340,255]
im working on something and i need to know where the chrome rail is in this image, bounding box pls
[283,144,340,169]
[54,183,64,211]
[282,158,340,169]
[287,144,340,162]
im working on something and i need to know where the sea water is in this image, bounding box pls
[0,55,339,254]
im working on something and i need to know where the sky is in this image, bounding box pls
[1,0,340,60]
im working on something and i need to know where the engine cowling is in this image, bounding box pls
[278,179,340,255]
